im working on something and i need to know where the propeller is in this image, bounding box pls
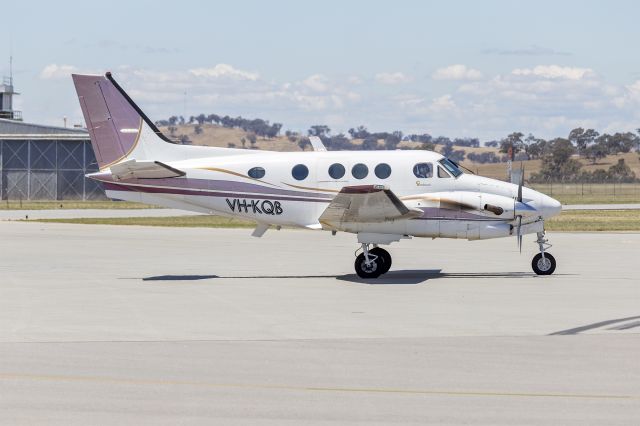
[515,163,524,253]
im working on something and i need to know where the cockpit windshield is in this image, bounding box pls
[438,158,463,178]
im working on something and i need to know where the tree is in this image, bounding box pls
[568,128,599,155]
[441,142,466,162]
[168,126,177,137]
[179,134,191,145]
[607,158,636,182]
[362,136,379,150]
[247,133,257,147]
[348,126,370,139]
[194,125,203,135]
[384,134,401,150]
[523,134,548,160]
[499,132,525,159]
[168,116,178,126]
[240,137,246,149]
[195,114,206,125]
[605,132,637,154]
[530,138,582,182]
[308,125,331,138]
[584,141,608,164]
[298,137,310,151]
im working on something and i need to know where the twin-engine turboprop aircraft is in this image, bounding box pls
[73,73,562,278]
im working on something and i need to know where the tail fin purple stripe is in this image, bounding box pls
[72,74,142,170]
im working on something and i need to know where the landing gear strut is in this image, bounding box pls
[354,244,392,278]
[532,231,556,275]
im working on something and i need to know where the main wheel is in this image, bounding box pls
[354,252,383,279]
[532,253,556,275]
[370,247,392,274]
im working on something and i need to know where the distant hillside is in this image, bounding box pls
[159,124,640,181]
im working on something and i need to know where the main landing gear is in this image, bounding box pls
[532,231,556,275]
[354,244,392,278]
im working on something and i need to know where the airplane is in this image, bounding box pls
[72,72,562,279]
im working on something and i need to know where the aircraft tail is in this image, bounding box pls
[72,72,174,170]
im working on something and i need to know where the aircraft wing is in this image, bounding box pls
[110,159,185,181]
[319,185,422,228]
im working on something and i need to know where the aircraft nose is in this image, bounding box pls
[539,193,562,218]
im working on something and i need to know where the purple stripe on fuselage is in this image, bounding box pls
[95,176,331,199]
[103,182,332,203]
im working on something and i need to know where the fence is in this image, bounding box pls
[530,183,640,203]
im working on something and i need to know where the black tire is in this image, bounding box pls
[532,253,556,275]
[370,247,392,274]
[354,252,383,279]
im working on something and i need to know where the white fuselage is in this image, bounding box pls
[93,149,562,241]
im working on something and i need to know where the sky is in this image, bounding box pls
[3,0,640,141]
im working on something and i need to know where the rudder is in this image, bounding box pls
[72,73,144,170]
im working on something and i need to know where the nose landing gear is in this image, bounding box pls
[354,244,392,278]
[532,231,556,275]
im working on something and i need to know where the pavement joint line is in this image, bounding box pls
[0,373,636,400]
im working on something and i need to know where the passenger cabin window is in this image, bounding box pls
[439,158,463,178]
[247,167,265,179]
[438,166,451,178]
[328,163,346,179]
[351,163,368,179]
[413,163,433,178]
[374,163,392,179]
[291,164,309,180]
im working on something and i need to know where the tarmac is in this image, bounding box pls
[0,222,638,425]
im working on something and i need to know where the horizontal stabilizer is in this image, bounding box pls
[110,159,185,181]
[319,185,422,230]
[308,136,327,152]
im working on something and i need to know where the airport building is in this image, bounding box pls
[0,76,105,200]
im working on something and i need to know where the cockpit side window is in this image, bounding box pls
[413,163,433,178]
[438,158,463,178]
[438,166,451,178]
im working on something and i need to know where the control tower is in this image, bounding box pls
[0,58,21,121]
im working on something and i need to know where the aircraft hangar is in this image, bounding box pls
[0,118,105,201]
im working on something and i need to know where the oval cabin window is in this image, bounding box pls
[247,167,265,179]
[291,164,309,181]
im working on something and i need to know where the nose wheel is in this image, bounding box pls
[354,244,392,278]
[532,231,556,275]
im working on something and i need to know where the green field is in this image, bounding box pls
[545,210,640,232]
[34,215,255,228]
[30,209,640,232]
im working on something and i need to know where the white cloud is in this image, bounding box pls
[39,64,79,80]
[189,64,259,81]
[302,74,329,92]
[45,61,640,141]
[432,65,483,81]
[429,94,456,112]
[511,65,594,80]
[375,72,411,85]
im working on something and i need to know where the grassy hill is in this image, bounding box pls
[160,124,640,181]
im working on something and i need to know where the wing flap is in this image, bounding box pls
[319,185,421,229]
[110,159,185,181]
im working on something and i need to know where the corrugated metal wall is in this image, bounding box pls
[0,139,106,200]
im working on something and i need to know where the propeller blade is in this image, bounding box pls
[516,216,523,253]
[517,163,524,202]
